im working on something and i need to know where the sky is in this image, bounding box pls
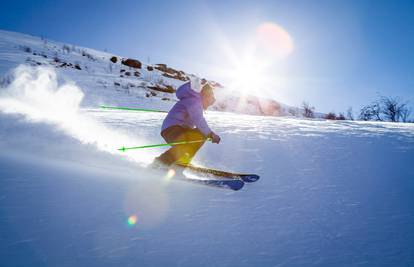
[0,0,413,113]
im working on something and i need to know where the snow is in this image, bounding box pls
[1,29,414,266]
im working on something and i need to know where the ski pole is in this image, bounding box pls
[118,138,212,152]
[100,105,168,113]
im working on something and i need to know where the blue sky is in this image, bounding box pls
[1,0,413,113]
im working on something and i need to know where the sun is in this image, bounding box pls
[228,55,268,95]
[207,21,293,96]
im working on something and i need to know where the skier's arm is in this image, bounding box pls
[187,103,213,137]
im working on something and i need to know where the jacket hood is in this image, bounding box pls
[189,76,202,92]
[176,82,201,100]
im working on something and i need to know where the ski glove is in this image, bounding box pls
[209,132,221,144]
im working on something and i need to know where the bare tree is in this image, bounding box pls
[359,96,411,122]
[380,96,407,122]
[302,102,315,118]
[337,113,346,120]
[359,108,369,121]
[288,107,298,116]
[324,112,346,120]
[401,106,412,123]
[346,107,354,120]
[324,112,336,120]
[359,101,382,121]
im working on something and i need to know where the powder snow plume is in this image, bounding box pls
[0,65,153,164]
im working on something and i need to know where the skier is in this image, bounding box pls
[152,77,221,168]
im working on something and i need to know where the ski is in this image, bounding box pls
[176,164,260,183]
[174,175,244,191]
[148,164,244,191]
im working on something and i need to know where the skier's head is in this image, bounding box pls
[201,83,215,110]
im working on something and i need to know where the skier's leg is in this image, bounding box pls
[155,126,187,166]
[174,128,205,165]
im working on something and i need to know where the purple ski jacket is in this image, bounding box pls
[161,82,212,137]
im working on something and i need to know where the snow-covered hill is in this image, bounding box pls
[1,29,414,266]
[0,29,293,117]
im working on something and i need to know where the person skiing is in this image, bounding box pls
[152,77,221,168]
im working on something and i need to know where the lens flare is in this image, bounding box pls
[127,215,138,226]
[123,184,169,229]
[256,22,294,58]
[165,168,176,181]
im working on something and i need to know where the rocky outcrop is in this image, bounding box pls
[147,84,175,94]
[154,64,168,72]
[162,72,177,79]
[155,64,189,81]
[121,58,142,69]
[110,56,117,63]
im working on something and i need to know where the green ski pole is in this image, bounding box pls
[100,105,168,113]
[118,138,212,152]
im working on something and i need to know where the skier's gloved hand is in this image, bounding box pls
[209,132,221,144]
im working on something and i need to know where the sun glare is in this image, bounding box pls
[228,56,268,95]
[212,22,293,96]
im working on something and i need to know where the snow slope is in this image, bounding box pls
[0,29,183,112]
[1,30,414,266]
[1,103,414,266]
[0,29,296,117]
